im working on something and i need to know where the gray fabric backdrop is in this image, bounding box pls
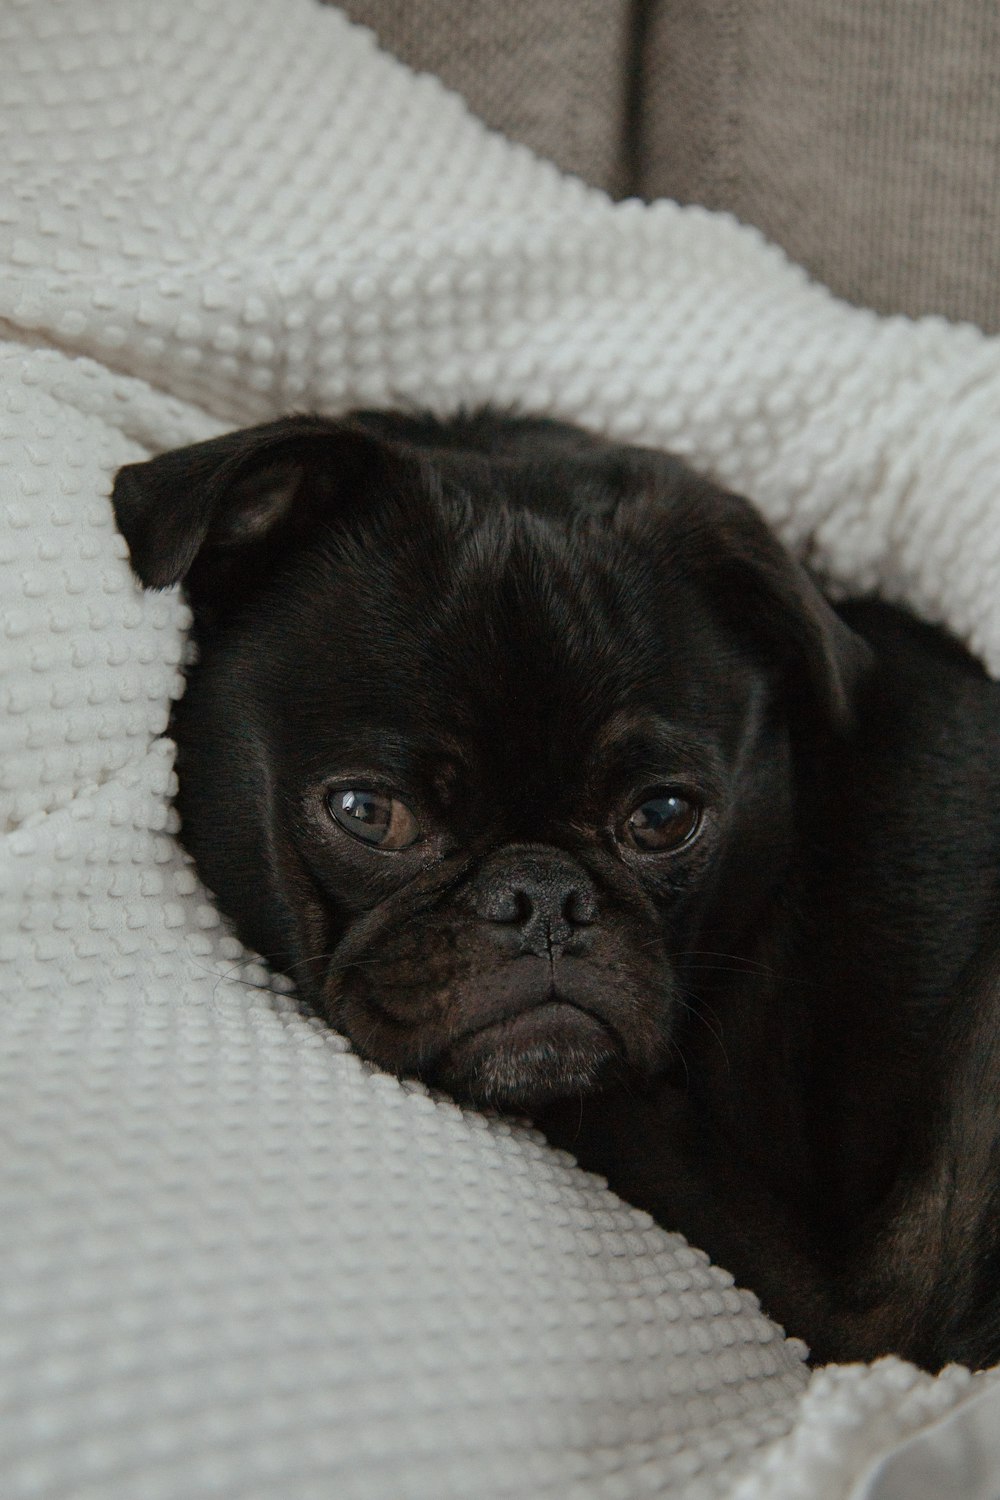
[336,0,1000,332]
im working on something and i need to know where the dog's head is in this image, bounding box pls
[113,412,869,1109]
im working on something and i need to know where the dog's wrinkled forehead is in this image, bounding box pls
[265,494,741,809]
[112,412,870,756]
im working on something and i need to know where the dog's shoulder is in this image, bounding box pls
[836,596,1000,750]
[798,594,1000,1008]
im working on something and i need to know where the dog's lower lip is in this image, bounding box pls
[435,997,622,1109]
[449,998,616,1056]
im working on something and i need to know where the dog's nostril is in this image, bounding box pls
[478,884,532,924]
[564,886,596,926]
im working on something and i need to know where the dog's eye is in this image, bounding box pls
[327,789,421,850]
[624,791,701,853]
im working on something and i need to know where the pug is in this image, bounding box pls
[112,410,1000,1370]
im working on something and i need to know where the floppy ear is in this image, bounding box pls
[111,414,415,610]
[617,460,872,732]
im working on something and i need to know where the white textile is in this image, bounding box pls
[2,2,1000,1496]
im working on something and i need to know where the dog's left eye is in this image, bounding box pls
[327,789,421,850]
[623,791,702,853]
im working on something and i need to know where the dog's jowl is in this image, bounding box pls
[113,410,1000,1370]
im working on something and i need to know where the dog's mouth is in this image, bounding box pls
[432,991,622,1111]
[330,943,670,1113]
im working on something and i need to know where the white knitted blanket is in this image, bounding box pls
[3,3,1000,1497]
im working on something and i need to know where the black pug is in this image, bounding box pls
[112,410,1000,1371]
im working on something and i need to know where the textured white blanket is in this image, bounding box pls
[2,2,1000,1496]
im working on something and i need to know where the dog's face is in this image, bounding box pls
[113,412,868,1109]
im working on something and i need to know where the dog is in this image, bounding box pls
[112,409,1000,1370]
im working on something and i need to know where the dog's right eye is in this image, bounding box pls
[327,789,421,850]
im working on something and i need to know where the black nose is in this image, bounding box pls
[473,851,597,957]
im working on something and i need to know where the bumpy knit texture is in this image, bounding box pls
[1,3,999,1497]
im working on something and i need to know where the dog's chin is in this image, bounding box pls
[432,1001,621,1111]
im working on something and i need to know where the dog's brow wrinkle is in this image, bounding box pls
[593,709,652,750]
[432,759,462,802]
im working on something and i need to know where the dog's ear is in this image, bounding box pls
[617,461,872,731]
[112,414,417,610]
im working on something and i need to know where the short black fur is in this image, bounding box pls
[112,411,1000,1369]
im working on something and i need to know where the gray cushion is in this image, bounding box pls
[343,0,1000,330]
[638,0,1000,330]
[335,0,632,193]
